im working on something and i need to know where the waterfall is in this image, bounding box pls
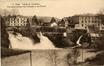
[76,35,83,46]
[33,32,56,49]
[72,35,83,48]
[8,32,56,50]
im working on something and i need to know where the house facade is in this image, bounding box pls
[72,14,104,31]
[58,17,69,27]
[6,15,29,27]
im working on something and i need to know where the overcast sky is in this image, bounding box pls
[0,0,104,18]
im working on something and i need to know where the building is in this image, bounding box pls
[39,17,58,27]
[50,17,58,27]
[58,17,69,27]
[39,17,52,26]
[71,14,104,31]
[6,15,29,27]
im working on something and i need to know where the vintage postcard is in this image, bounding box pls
[0,0,104,66]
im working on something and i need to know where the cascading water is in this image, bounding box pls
[8,32,56,50]
[76,35,83,46]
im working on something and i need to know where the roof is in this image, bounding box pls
[8,15,30,18]
[38,16,60,23]
[73,13,100,17]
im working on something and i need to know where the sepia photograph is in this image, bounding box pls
[0,0,104,66]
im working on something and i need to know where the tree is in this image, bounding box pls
[26,19,31,28]
[0,9,19,16]
[1,16,10,48]
[10,9,19,15]
[94,36,104,50]
[32,15,39,25]
[66,48,80,65]
[45,50,58,66]
[70,30,81,44]
[25,19,40,43]
[25,19,31,35]
[98,8,104,14]
[97,14,104,25]
[96,9,104,25]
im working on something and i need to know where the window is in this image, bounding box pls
[85,26,87,29]
[92,21,94,23]
[95,21,96,23]
[82,24,83,27]
[17,19,19,22]
[88,21,90,23]
[98,24,100,26]
[82,21,83,23]
[83,17,85,20]
[102,27,104,29]
[85,21,87,23]
[93,17,95,20]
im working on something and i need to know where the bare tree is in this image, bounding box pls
[10,9,19,15]
[45,50,58,66]
[0,9,10,16]
[0,9,19,16]
[98,8,104,14]
[66,48,80,65]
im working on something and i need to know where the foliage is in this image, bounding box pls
[32,15,39,25]
[69,29,87,44]
[1,16,10,48]
[94,36,104,50]
[85,51,104,65]
[67,48,80,65]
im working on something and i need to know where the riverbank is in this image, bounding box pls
[1,48,104,66]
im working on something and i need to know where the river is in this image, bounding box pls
[8,32,57,50]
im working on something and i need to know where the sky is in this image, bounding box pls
[0,0,104,18]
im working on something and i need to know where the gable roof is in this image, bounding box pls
[38,16,60,23]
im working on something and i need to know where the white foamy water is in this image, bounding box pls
[8,32,56,50]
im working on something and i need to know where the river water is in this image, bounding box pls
[7,32,99,64]
[8,32,57,50]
